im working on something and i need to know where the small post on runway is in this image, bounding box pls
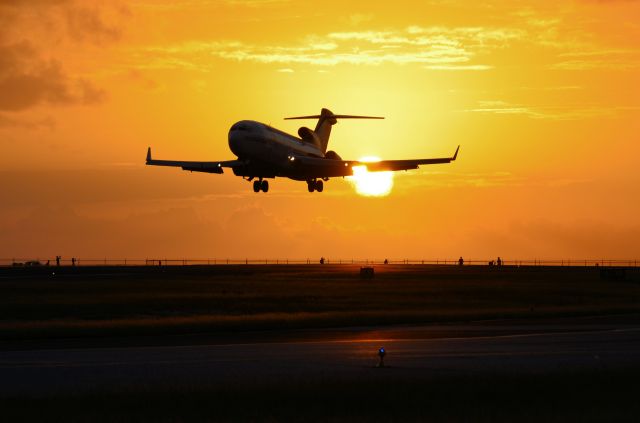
[377,347,386,368]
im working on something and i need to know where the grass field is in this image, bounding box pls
[1,264,639,341]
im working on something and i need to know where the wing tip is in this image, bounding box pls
[146,147,151,163]
[452,145,460,161]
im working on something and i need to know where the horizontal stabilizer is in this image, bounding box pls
[285,114,384,120]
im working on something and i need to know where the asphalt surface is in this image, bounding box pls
[1,315,639,397]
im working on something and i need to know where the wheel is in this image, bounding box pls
[261,180,269,192]
[252,180,260,192]
[307,181,315,192]
[315,180,324,192]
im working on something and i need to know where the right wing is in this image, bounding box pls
[289,146,459,178]
[145,147,240,174]
[362,146,459,172]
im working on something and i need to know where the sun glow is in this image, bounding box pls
[348,156,394,197]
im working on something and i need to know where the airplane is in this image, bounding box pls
[145,108,459,193]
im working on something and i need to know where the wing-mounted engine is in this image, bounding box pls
[298,126,321,149]
[324,150,342,160]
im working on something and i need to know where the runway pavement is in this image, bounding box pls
[1,315,639,397]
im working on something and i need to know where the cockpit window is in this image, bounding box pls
[232,123,249,131]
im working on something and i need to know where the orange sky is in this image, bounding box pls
[1,0,639,261]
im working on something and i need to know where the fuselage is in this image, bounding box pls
[228,120,324,180]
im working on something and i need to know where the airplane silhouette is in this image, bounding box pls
[146,108,459,193]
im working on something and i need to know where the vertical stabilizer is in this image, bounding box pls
[314,108,338,154]
[285,109,384,155]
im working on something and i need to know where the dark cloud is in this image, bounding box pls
[0,1,127,112]
[0,41,105,111]
[0,1,128,44]
[64,5,124,44]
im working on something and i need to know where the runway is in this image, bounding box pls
[2,315,639,397]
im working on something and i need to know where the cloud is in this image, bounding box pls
[425,64,492,70]
[0,113,55,130]
[0,41,105,111]
[550,49,640,70]
[0,1,129,45]
[346,13,373,26]
[551,49,640,70]
[138,25,514,70]
[0,2,127,112]
[64,5,124,44]
[550,59,640,70]
[462,100,639,120]
[223,0,290,5]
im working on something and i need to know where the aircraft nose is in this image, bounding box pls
[228,129,242,157]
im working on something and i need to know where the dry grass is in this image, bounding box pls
[1,264,639,340]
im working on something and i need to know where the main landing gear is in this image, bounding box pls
[307,179,324,193]
[252,179,269,193]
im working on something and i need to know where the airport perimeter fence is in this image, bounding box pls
[1,257,639,268]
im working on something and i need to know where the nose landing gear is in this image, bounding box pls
[252,178,269,193]
[307,179,324,193]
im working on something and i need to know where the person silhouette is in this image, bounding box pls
[458,256,464,266]
[320,257,325,265]
[71,257,76,266]
[497,257,502,266]
[56,256,61,266]
[384,258,389,265]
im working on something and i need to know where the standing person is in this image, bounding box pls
[56,256,60,266]
[458,256,464,266]
[320,257,325,265]
[497,257,502,266]
[71,257,76,267]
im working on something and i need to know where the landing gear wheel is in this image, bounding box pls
[261,180,269,193]
[253,180,260,193]
[315,180,324,193]
[307,181,315,192]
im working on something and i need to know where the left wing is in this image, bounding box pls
[290,146,459,178]
[145,147,240,174]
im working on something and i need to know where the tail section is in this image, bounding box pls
[285,108,383,155]
[314,108,338,154]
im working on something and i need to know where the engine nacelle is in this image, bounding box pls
[324,150,342,160]
[298,127,319,143]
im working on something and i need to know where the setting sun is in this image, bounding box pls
[348,157,394,197]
